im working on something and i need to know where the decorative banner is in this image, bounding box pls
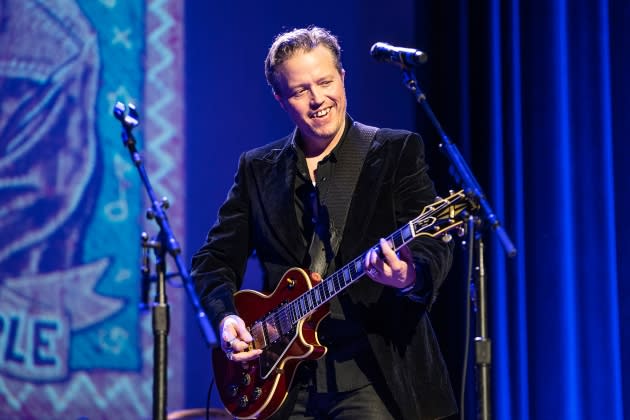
[0,0,186,417]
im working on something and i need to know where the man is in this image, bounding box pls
[192,26,456,419]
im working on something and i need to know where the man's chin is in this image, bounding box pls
[309,124,339,141]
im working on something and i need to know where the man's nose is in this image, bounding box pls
[310,87,325,106]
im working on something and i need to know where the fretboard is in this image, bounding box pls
[279,221,416,329]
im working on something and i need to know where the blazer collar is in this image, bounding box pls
[250,130,304,265]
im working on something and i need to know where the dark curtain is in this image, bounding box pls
[417,0,629,418]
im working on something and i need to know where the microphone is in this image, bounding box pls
[370,42,428,67]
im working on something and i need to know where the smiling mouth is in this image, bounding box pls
[310,107,332,119]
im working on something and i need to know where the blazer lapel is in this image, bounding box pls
[338,133,387,257]
[250,132,305,265]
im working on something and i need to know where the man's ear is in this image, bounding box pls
[341,68,346,83]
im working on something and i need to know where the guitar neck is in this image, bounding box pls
[284,222,416,326]
[267,189,467,335]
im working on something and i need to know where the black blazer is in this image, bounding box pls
[192,121,457,419]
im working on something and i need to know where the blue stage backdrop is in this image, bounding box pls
[0,0,186,418]
[1,0,627,419]
[185,1,629,419]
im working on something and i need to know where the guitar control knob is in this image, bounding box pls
[242,373,251,386]
[252,387,262,400]
[229,384,239,397]
[239,395,249,408]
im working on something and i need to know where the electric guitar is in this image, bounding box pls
[212,190,471,419]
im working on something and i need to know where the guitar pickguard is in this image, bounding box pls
[257,322,298,379]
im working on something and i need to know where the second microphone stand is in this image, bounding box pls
[114,102,217,420]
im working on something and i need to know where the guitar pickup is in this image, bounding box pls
[250,322,266,349]
[264,317,281,343]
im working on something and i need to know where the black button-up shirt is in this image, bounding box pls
[292,117,375,393]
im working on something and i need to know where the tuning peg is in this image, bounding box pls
[441,233,453,243]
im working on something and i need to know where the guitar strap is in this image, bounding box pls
[308,122,378,276]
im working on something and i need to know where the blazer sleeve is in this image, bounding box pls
[393,132,453,308]
[191,152,252,331]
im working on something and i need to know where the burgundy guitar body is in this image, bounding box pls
[211,190,470,419]
[212,268,329,419]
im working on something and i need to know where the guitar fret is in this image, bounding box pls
[349,260,358,278]
[391,232,402,249]
[290,302,300,323]
[401,224,413,242]
[282,313,291,334]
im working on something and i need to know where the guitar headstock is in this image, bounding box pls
[410,190,473,241]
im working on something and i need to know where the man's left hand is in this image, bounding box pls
[364,238,416,289]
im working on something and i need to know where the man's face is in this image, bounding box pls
[274,45,347,151]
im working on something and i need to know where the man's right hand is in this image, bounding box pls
[219,314,263,362]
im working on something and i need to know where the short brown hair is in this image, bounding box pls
[264,26,343,95]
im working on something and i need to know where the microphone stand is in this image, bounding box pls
[113,102,217,420]
[397,66,517,420]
